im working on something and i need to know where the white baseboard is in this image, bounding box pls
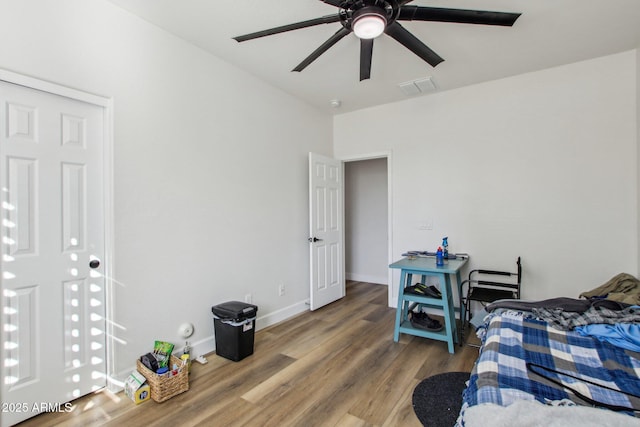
[346,272,388,285]
[255,300,309,331]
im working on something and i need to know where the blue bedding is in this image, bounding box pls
[462,311,640,415]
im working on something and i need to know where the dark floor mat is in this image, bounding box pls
[412,371,469,427]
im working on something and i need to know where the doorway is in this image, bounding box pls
[343,154,392,306]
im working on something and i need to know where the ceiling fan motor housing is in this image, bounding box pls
[340,0,399,31]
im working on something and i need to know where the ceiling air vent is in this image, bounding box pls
[398,76,437,96]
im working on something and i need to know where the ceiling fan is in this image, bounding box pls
[234,0,521,81]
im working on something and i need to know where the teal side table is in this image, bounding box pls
[390,256,468,354]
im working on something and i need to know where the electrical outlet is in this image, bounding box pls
[418,218,433,230]
[245,293,252,303]
[278,283,285,296]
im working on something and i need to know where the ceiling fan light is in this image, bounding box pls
[353,13,386,39]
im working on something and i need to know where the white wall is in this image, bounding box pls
[344,158,388,284]
[335,50,638,303]
[0,0,332,380]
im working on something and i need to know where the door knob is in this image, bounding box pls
[308,237,323,242]
[89,259,100,269]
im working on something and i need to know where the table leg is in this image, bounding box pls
[394,270,410,342]
[439,273,456,353]
[446,274,458,344]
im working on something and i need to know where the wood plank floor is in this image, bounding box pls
[16,281,480,427]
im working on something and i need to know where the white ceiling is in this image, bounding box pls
[107,0,640,114]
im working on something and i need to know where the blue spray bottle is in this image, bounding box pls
[442,237,449,259]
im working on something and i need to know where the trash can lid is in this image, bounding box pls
[211,301,258,320]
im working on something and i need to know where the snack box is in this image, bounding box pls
[124,369,150,404]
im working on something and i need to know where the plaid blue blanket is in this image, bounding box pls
[463,311,640,415]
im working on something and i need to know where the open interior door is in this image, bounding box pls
[308,153,345,310]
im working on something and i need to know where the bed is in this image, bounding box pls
[456,296,640,426]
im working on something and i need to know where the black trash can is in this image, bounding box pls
[211,301,258,362]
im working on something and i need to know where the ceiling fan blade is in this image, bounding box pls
[234,14,341,42]
[293,27,351,72]
[320,0,342,6]
[360,38,374,81]
[398,6,521,26]
[385,22,444,67]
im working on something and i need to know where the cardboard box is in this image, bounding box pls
[124,370,150,404]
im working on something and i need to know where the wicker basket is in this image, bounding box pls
[136,355,189,402]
